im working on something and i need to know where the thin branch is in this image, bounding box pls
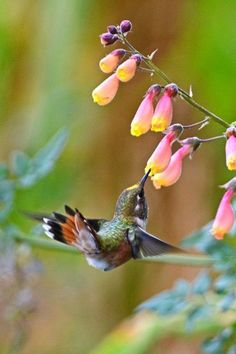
[119,34,230,129]
[8,233,214,267]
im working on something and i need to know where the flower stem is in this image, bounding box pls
[199,135,226,143]
[120,34,230,129]
[8,233,214,267]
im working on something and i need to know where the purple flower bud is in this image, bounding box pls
[130,54,142,64]
[107,25,118,34]
[120,20,132,33]
[146,84,162,98]
[99,33,118,46]
[164,83,179,97]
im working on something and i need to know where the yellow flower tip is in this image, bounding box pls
[151,175,162,189]
[227,156,236,171]
[130,124,146,137]
[92,91,108,106]
[211,227,225,240]
[99,61,110,74]
[145,163,157,176]
[151,118,168,132]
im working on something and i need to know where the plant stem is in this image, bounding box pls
[7,233,214,267]
[120,34,230,129]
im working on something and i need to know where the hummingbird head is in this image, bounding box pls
[114,169,150,226]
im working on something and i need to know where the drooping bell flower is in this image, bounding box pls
[130,85,161,137]
[116,54,142,82]
[211,188,235,240]
[92,73,119,106]
[225,127,236,171]
[151,83,178,132]
[99,49,126,74]
[145,125,183,175]
[151,144,191,189]
[99,33,118,46]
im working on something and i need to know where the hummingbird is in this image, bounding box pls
[31,170,182,271]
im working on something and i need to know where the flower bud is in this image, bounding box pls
[145,131,176,175]
[120,20,132,33]
[225,128,236,170]
[100,33,118,46]
[151,144,191,189]
[130,84,161,137]
[92,73,119,106]
[107,25,117,34]
[211,189,235,240]
[116,54,141,82]
[99,49,126,74]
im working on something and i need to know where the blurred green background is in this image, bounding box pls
[0,1,236,353]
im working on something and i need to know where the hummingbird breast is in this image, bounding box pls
[85,218,133,271]
[85,239,132,271]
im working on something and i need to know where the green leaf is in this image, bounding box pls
[16,128,68,188]
[0,180,15,221]
[202,337,222,353]
[186,304,212,332]
[11,151,30,177]
[192,271,211,295]
[218,292,236,312]
[0,163,8,180]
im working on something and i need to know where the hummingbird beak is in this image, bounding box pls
[140,169,151,188]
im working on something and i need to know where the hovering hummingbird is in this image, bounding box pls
[31,170,182,271]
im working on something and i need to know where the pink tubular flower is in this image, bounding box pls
[92,74,119,106]
[130,85,161,137]
[151,144,191,189]
[151,83,178,132]
[145,131,176,175]
[116,54,141,82]
[99,49,126,74]
[226,134,236,171]
[211,189,235,240]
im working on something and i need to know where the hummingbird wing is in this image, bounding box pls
[131,226,183,258]
[26,205,102,254]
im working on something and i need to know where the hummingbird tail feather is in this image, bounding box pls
[27,205,101,254]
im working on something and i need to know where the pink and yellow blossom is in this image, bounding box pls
[130,85,161,137]
[211,189,235,240]
[116,54,141,82]
[99,49,126,74]
[145,131,176,175]
[151,83,178,132]
[92,74,119,106]
[151,144,191,189]
[226,134,236,171]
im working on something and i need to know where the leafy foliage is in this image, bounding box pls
[0,128,68,352]
[133,204,236,353]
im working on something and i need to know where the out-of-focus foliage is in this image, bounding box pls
[93,206,236,353]
[0,129,67,353]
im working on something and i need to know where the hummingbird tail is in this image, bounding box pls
[27,205,101,254]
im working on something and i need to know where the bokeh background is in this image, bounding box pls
[0,1,236,353]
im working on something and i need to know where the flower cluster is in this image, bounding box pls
[92,20,236,241]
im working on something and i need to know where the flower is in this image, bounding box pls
[120,20,132,33]
[107,25,118,34]
[92,74,119,105]
[145,131,176,175]
[211,189,235,240]
[99,49,126,74]
[130,84,161,137]
[99,33,118,46]
[151,144,191,189]
[226,133,236,171]
[151,83,178,132]
[116,54,141,82]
